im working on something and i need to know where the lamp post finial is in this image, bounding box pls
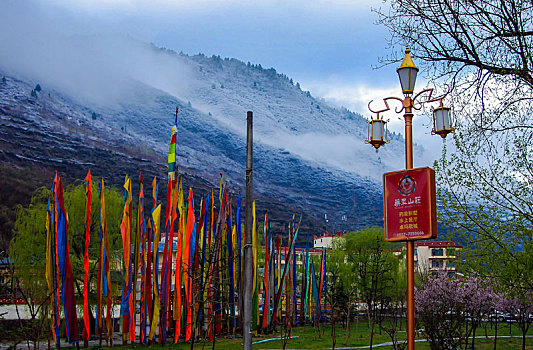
[399,45,417,70]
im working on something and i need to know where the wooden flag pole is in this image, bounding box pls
[243,111,254,350]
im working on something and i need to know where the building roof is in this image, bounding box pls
[281,246,326,255]
[415,241,463,249]
[313,232,346,240]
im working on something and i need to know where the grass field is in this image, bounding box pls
[106,320,533,349]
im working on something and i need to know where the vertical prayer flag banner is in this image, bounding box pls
[138,172,147,343]
[120,175,133,341]
[303,235,310,319]
[149,204,162,340]
[99,179,113,342]
[52,173,61,347]
[159,180,172,344]
[168,109,178,181]
[56,177,79,344]
[228,200,236,332]
[184,188,195,342]
[96,185,104,337]
[291,216,297,325]
[318,249,325,320]
[131,175,143,343]
[83,169,92,342]
[261,212,269,331]
[197,193,209,335]
[383,167,437,241]
[173,176,184,342]
[252,201,259,333]
[45,199,58,345]
[146,176,157,331]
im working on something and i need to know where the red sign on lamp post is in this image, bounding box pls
[383,166,437,241]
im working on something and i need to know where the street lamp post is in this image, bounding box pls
[366,46,454,350]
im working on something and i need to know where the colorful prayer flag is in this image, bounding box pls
[261,212,270,331]
[120,175,133,342]
[56,176,79,344]
[45,198,58,345]
[139,172,147,343]
[149,204,162,340]
[184,188,196,341]
[83,169,92,343]
[99,179,113,342]
[252,201,258,334]
[168,108,178,180]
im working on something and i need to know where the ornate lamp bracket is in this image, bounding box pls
[368,96,405,115]
[412,84,450,110]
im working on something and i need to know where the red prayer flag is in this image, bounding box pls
[261,212,270,331]
[57,176,79,343]
[83,169,92,342]
[184,188,195,341]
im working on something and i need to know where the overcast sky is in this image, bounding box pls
[0,0,447,153]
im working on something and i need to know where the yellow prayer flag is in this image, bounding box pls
[149,204,162,340]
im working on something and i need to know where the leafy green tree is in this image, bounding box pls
[379,246,407,350]
[9,188,50,302]
[9,180,124,306]
[6,188,54,349]
[436,142,533,297]
[325,238,348,350]
[324,236,358,344]
[345,228,398,350]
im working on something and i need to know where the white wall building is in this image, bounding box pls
[313,232,346,249]
[414,241,462,276]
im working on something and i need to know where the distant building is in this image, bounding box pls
[313,232,346,249]
[414,241,462,276]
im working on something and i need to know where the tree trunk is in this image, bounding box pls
[520,324,528,350]
[345,303,351,345]
[331,313,336,350]
[369,318,375,350]
[355,312,359,343]
[493,316,497,350]
[400,300,404,331]
[367,302,373,350]
[48,310,51,350]
[471,325,476,350]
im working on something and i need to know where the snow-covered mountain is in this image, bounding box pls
[0,35,417,239]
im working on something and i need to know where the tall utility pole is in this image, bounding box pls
[243,111,254,350]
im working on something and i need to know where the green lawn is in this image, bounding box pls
[106,321,533,349]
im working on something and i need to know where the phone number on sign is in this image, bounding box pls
[404,231,425,237]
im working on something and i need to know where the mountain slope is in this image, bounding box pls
[0,37,415,247]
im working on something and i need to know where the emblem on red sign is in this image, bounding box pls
[383,167,437,241]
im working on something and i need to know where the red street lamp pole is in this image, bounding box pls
[404,101,415,350]
[366,46,454,350]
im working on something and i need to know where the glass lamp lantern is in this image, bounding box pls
[365,113,390,150]
[397,45,419,96]
[432,105,454,138]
